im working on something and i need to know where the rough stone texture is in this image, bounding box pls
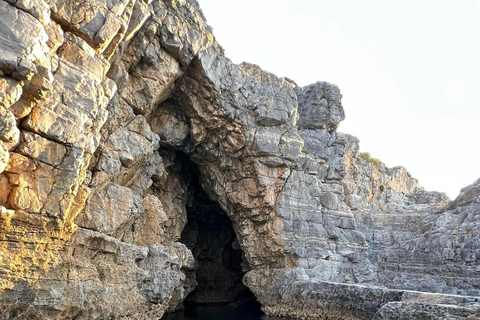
[355,178,480,297]
[373,299,480,320]
[342,134,450,213]
[246,268,480,320]
[0,228,195,320]
[0,0,479,319]
[295,82,345,132]
[447,177,480,210]
[179,159,247,305]
[238,62,297,89]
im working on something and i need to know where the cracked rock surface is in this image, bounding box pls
[0,0,479,319]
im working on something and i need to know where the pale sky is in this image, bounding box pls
[197,0,480,199]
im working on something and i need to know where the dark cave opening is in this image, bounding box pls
[176,152,259,308]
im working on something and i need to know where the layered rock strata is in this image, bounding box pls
[0,0,478,319]
[246,177,480,319]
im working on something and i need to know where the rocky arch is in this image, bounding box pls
[146,54,302,304]
[165,53,302,270]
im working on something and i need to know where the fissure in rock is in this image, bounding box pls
[176,152,257,306]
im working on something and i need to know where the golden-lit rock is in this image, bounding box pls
[0,143,8,174]
[0,107,20,150]
[17,132,67,166]
[0,77,22,109]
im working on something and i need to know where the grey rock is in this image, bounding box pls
[4,0,51,26]
[300,129,348,181]
[151,101,190,149]
[77,184,142,237]
[238,62,297,89]
[321,183,344,194]
[343,134,449,213]
[295,81,345,131]
[448,177,480,209]
[340,173,357,195]
[16,131,67,166]
[0,1,49,79]
[355,192,480,297]
[246,268,480,320]
[0,0,478,319]
[104,115,159,168]
[0,228,195,320]
[373,300,480,320]
[345,194,362,210]
[320,191,340,210]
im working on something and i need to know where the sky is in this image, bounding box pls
[197,0,480,199]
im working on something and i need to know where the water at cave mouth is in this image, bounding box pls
[162,301,294,320]
[162,301,265,320]
[164,153,266,319]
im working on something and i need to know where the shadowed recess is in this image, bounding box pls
[176,152,257,306]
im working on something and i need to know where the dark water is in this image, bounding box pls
[161,302,289,320]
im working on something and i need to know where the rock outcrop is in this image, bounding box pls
[342,134,450,214]
[0,1,478,319]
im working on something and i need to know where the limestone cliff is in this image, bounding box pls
[0,1,478,319]
[342,134,450,214]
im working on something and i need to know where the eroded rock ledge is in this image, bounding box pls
[0,0,479,319]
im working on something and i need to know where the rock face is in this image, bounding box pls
[342,134,450,214]
[0,1,479,320]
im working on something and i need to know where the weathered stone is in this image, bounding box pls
[295,81,345,131]
[0,142,8,174]
[16,131,67,166]
[131,194,168,246]
[448,177,480,209]
[23,57,109,153]
[151,102,190,149]
[101,115,159,171]
[345,194,362,210]
[320,191,340,209]
[0,1,478,319]
[0,227,195,320]
[340,173,357,195]
[58,33,110,81]
[0,107,20,149]
[44,21,64,51]
[117,39,182,117]
[22,51,54,100]
[373,297,480,320]
[0,2,49,79]
[48,0,130,53]
[9,95,37,119]
[246,268,480,320]
[4,0,51,26]
[0,77,22,108]
[343,134,449,213]
[239,62,297,89]
[77,184,142,237]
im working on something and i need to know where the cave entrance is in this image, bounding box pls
[177,153,258,308]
